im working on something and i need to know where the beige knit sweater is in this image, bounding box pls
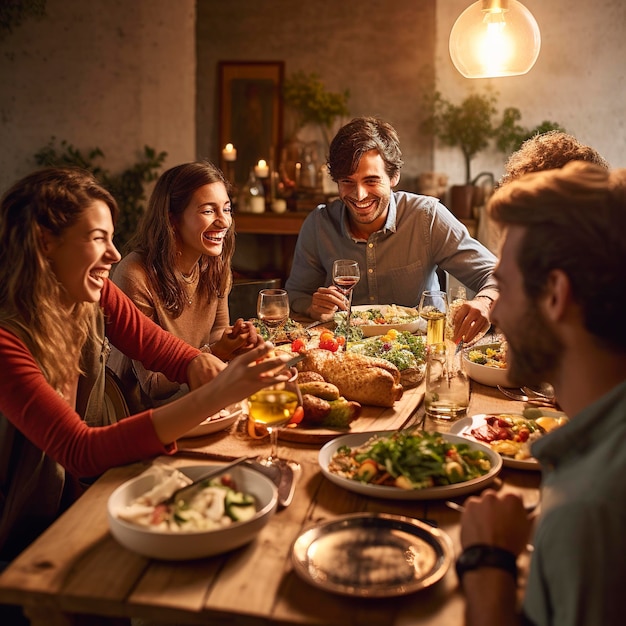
[107,252,229,412]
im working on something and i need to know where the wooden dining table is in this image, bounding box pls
[0,380,541,626]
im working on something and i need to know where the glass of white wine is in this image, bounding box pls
[332,259,360,332]
[257,288,290,342]
[247,369,300,467]
[419,290,449,346]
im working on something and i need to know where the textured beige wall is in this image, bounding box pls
[196,0,437,192]
[435,0,626,185]
[0,0,196,193]
[1,0,624,203]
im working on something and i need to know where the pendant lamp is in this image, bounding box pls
[449,0,541,78]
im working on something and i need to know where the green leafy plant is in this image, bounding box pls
[35,138,167,250]
[283,71,350,147]
[422,90,566,184]
[494,107,566,154]
[421,91,498,185]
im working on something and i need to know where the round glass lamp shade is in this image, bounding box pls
[449,0,541,78]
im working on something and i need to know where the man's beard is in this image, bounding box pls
[506,300,564,387]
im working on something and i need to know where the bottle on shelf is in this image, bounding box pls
[239,168,265,213]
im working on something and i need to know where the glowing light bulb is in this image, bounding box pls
[450,0,541,79]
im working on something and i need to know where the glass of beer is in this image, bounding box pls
[419,290,449,346]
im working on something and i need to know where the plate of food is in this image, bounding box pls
[108,463,277,560]
[291,512,453,597]
[341,304,425,337]
[183,403,243,438]
[463,342,511,387]
[449,409,568,470]
[318,430,501,500]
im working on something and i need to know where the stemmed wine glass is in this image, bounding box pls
[418,290,449,346]
[332,259,360,332]
[257,288,290,342]
[247,369,300,468]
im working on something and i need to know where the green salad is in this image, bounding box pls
[329,430,493,489]
[347,330,426,371]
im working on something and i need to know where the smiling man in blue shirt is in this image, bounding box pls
[285,116,498,343]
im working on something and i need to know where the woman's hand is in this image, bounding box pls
[307,286,347,321]
[152,338,293,444]
[186,351,226,390]
[210,319,259,360]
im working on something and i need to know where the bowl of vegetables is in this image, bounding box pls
[463,342,511,387]
[108,464,278,560]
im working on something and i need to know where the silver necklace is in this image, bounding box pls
[180,265,199,304]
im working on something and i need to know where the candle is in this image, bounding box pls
[271,198,287,213]
[222,143,237,162]
[254,159,269,178]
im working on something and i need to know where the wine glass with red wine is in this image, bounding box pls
[332,259,361,332]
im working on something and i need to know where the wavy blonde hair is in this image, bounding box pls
[0,168,118,391]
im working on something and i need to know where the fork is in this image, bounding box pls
[497,385,556,406]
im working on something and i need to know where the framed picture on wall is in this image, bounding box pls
[218,61,284,186]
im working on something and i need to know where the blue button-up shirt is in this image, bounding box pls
[286,191,498,313]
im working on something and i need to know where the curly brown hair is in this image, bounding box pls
[499,131,609,187]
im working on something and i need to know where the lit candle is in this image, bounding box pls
[254,159,269,178]
[222,143,237,162]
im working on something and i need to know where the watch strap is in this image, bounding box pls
[456,544,518,583]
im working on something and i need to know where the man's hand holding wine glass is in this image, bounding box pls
[306,259,361,322]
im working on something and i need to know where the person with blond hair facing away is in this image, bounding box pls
[0,167,290,569]
[108,161,258,412]
[457,162,626,626]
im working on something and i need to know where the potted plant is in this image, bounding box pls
[421,90,498,218]
[283,71,350,149]
[494,107,567,154]
[282,72,350,195]
[35,138,167,250]
[421,91,566,219]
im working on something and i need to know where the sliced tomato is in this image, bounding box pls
[319,337,339,352]
[291,338,306,353]
[288,405,304,425]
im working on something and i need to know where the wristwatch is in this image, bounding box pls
[455,544,518,583]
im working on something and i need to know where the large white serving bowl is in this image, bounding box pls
[108,464,278,560]
[463,342,511,387]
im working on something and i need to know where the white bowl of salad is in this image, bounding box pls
[108,464,278,560]
[463,342,511,387]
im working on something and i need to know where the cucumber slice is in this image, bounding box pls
[225,490,257,522]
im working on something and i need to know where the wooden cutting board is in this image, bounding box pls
[278,384,425,444]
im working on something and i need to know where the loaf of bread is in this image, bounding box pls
[299,349,403,407]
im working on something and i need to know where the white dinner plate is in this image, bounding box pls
[183,403,242,438]
[349,305,425,337]
[318,431,502,500]
[291,513,453,597]
[449,412,566,470]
